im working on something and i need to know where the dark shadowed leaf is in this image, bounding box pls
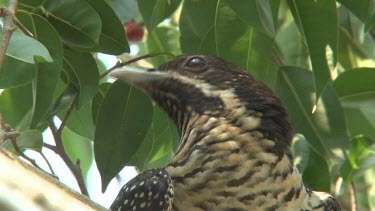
[63,49,99,109]
[42,0,101,50]
[180,0,277,85]
[94,81,153,191]
[129,106,178,171]
[92,83,111,125]
[137,0,182,32]
[337,0,372,26]
[287,0,338,99]
[0,56,34,88]
[146,26,180,66]
[275,66,350,161]
[105,0,139,21]
[19,0,43,7]
[0,84,32,130]
[17,12,63,128]
[84,0,130,54]
[227,0,276,37]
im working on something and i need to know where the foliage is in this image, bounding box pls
[0,0,375,209]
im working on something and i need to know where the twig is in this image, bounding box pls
[39,151,57,177]
[57,101,76,135]
[43,143,57,152]
[0,0,18,73]
[10,136,44,171]
[48,118,88,196]
[13,17,33,37]
[349,182,356,211]
[100,52,175,79]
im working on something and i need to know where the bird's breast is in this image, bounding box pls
[165,115,306,210]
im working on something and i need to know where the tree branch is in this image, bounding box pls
[0,0,18,73]
[48,118,89,196]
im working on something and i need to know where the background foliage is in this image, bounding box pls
[1,0,375,210]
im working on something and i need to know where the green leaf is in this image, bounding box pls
[62,102,95,140]
[146,25,181,66]
[42,0,102,50]
[84,0,130,55]
[227,0,276,37]
[17,12,63,128]
[275,66,350,160]
[333,68,375,140]
[19,0,43,7]
[0,29,53,64]
[0,84,33,130]
[275,20,309,69]
[63,49,99,109]
[292,134,330,191]
[1,129,43,153]
[105,0,140,21]
[0,56,34,88]
[92,83,111,125]
[287,0,338,99]
[333,68,375,98]
[62,127,93,184]
[337,0,372,23]
[129,106,178,171]
[180,0,277,85]
[340,136,375,183]
[94,81,153,191]
[137,0,182,32]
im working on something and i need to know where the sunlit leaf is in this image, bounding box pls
[0,29,52,64]
[137,0,182,32]
[146,25,180,66]
[0,84,32,130]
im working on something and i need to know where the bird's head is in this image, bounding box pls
[110,55,292,154]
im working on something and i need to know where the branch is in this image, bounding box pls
[0,149,106,210]
[0,0,18,73]
[100,52,175,79]
[48,118,89,196]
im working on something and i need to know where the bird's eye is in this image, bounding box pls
[184,57,207,72]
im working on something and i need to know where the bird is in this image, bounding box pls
[109,55,341,211]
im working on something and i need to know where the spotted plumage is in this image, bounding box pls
[109,55,340,211]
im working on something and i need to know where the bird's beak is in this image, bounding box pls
[109,66,167,85]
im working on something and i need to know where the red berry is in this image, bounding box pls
[125,21,144,42]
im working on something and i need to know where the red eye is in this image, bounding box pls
[185,57,207,72]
